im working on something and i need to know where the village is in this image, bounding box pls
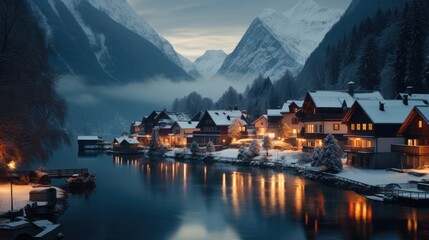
[97,82,429,206]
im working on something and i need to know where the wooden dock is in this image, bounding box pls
[15,168,89,179]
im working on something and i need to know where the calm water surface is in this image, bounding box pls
[40,143,429,240]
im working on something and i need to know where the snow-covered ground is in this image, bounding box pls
[166,148,429,188]
[0,184,64,213]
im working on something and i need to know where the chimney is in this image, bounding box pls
[347,81,355,97]
[379,102,385,111]
[403,94,408,105]
[406,86,413,96]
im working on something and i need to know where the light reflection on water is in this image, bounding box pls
[43,147,429,240]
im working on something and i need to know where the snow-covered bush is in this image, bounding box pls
[311,146,323,167]
[320,134,343,173]
[206,141,215,155]
[262,136,273,156]
[190,141,199,156]
[237,144,247,160]
[247,139,261,158]
[228,118,242,140]
[149,127,162,151]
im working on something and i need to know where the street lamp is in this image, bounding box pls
[7,160,15,211]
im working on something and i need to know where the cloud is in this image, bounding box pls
[56,75,250,109]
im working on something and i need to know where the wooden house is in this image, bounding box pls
[342,99,426,169]
[280,100,303,145]
[253,115,268,138]
[193,110,249,146]
[171,121,200,147]
[392,106,429,169]
[113,136,140,153]
[296,82,383,152]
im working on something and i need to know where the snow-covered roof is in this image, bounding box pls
[267,109,282,117]
[77,136,101,141]
[166,112,190,122]
[114,136,140,145]
[280,100,303,113]
[207,110,247,126]
[252,115,268,125]
[175,121,199,129]
[398,93,429,102]
[308,90,383,108]
[356,100,427,124]
[133,121,141,126]
[416,106,429,124]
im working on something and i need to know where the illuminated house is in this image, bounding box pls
[113,136,140,153]
[193,110,249,146]
[296,82,383,152]
[253,115,268,138]
[392,106,429,169]
[280,100,303,146]
[171,121,200,147]
[342,98,426,169]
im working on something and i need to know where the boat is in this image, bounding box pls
[65,173,96,187]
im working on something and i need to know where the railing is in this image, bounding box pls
[391,144,429,155]
[381,188,429,200]
[343,145,375,153]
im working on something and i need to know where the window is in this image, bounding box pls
[366,140,372,148]
[240,126,246,132]
[260,122,264,126]
[307,124,314,133]
[351,124,355,130]
[292,118,298,125]
[368,123,373,131]
[333,124,340,131]
[408,139,417,146]
[418,120,423,128]
[362,123,367,131]
[357,124,361,131]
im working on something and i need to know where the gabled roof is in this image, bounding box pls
[397,106,429,135]
[280,100,303,113]
[344,100,427,124]
[267,109,282,117]
[114,136,139,145]
[174,121,199,129]
[206,110,247,126]
[397,93,429,103]
[252,115,268,125]
[307,90,383,108]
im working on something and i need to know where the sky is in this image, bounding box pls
[127,0,351,61]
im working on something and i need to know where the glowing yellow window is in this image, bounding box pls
[368,123,373,130]
[362,123,367,131]
[357,124,361,131]
[418,120,423,128]
[351,124,355,130]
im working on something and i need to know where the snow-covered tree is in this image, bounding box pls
[149,127,162,151]
[228,118,242,141]
[247,140,261,158]
[206,141,215,155]
[279,117,291,139]
[311,146,323,167]
[262,136,273,156]
[190,141,199,156]
[237,144,247,160]
[320,134,343,173]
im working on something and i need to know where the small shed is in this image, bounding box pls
[113,136,140,153]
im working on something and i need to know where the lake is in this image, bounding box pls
[40,143,429,240]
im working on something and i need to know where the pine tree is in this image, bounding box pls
[311,146,323,167]
[149,127,162,151]
[228,118,242,141]
[190,141,199,156]
[321,134,343,173]
[357,36,380,90]
[206,141,215,155]
[262,136,273,157]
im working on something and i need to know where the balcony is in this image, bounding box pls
[391,144,429,155]
[343,145,374,153]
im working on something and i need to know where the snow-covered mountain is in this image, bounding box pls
[194,50,227,78]
[217,0,345,81]
[29,0,194,84]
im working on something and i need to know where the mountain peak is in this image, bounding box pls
[194,50,227,78]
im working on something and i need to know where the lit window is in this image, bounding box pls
[307,125,314,133]
[418,120,423,128]
[333,124,340,131]
[357,124,361,131]
[351,124,355,130]
[367,140,372,148]
[368,123,373,131]
[408,139,417,146]
[362,124,367,131]
[260,122,264,126]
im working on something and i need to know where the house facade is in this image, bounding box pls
[193,110,249,146]
[280,100,303,146]
[113,136,140,153]
[296,82,383,152]
[392,106,429,168]
[342,99,426,169]
[253,115,268,138]
[171,121,200,147]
